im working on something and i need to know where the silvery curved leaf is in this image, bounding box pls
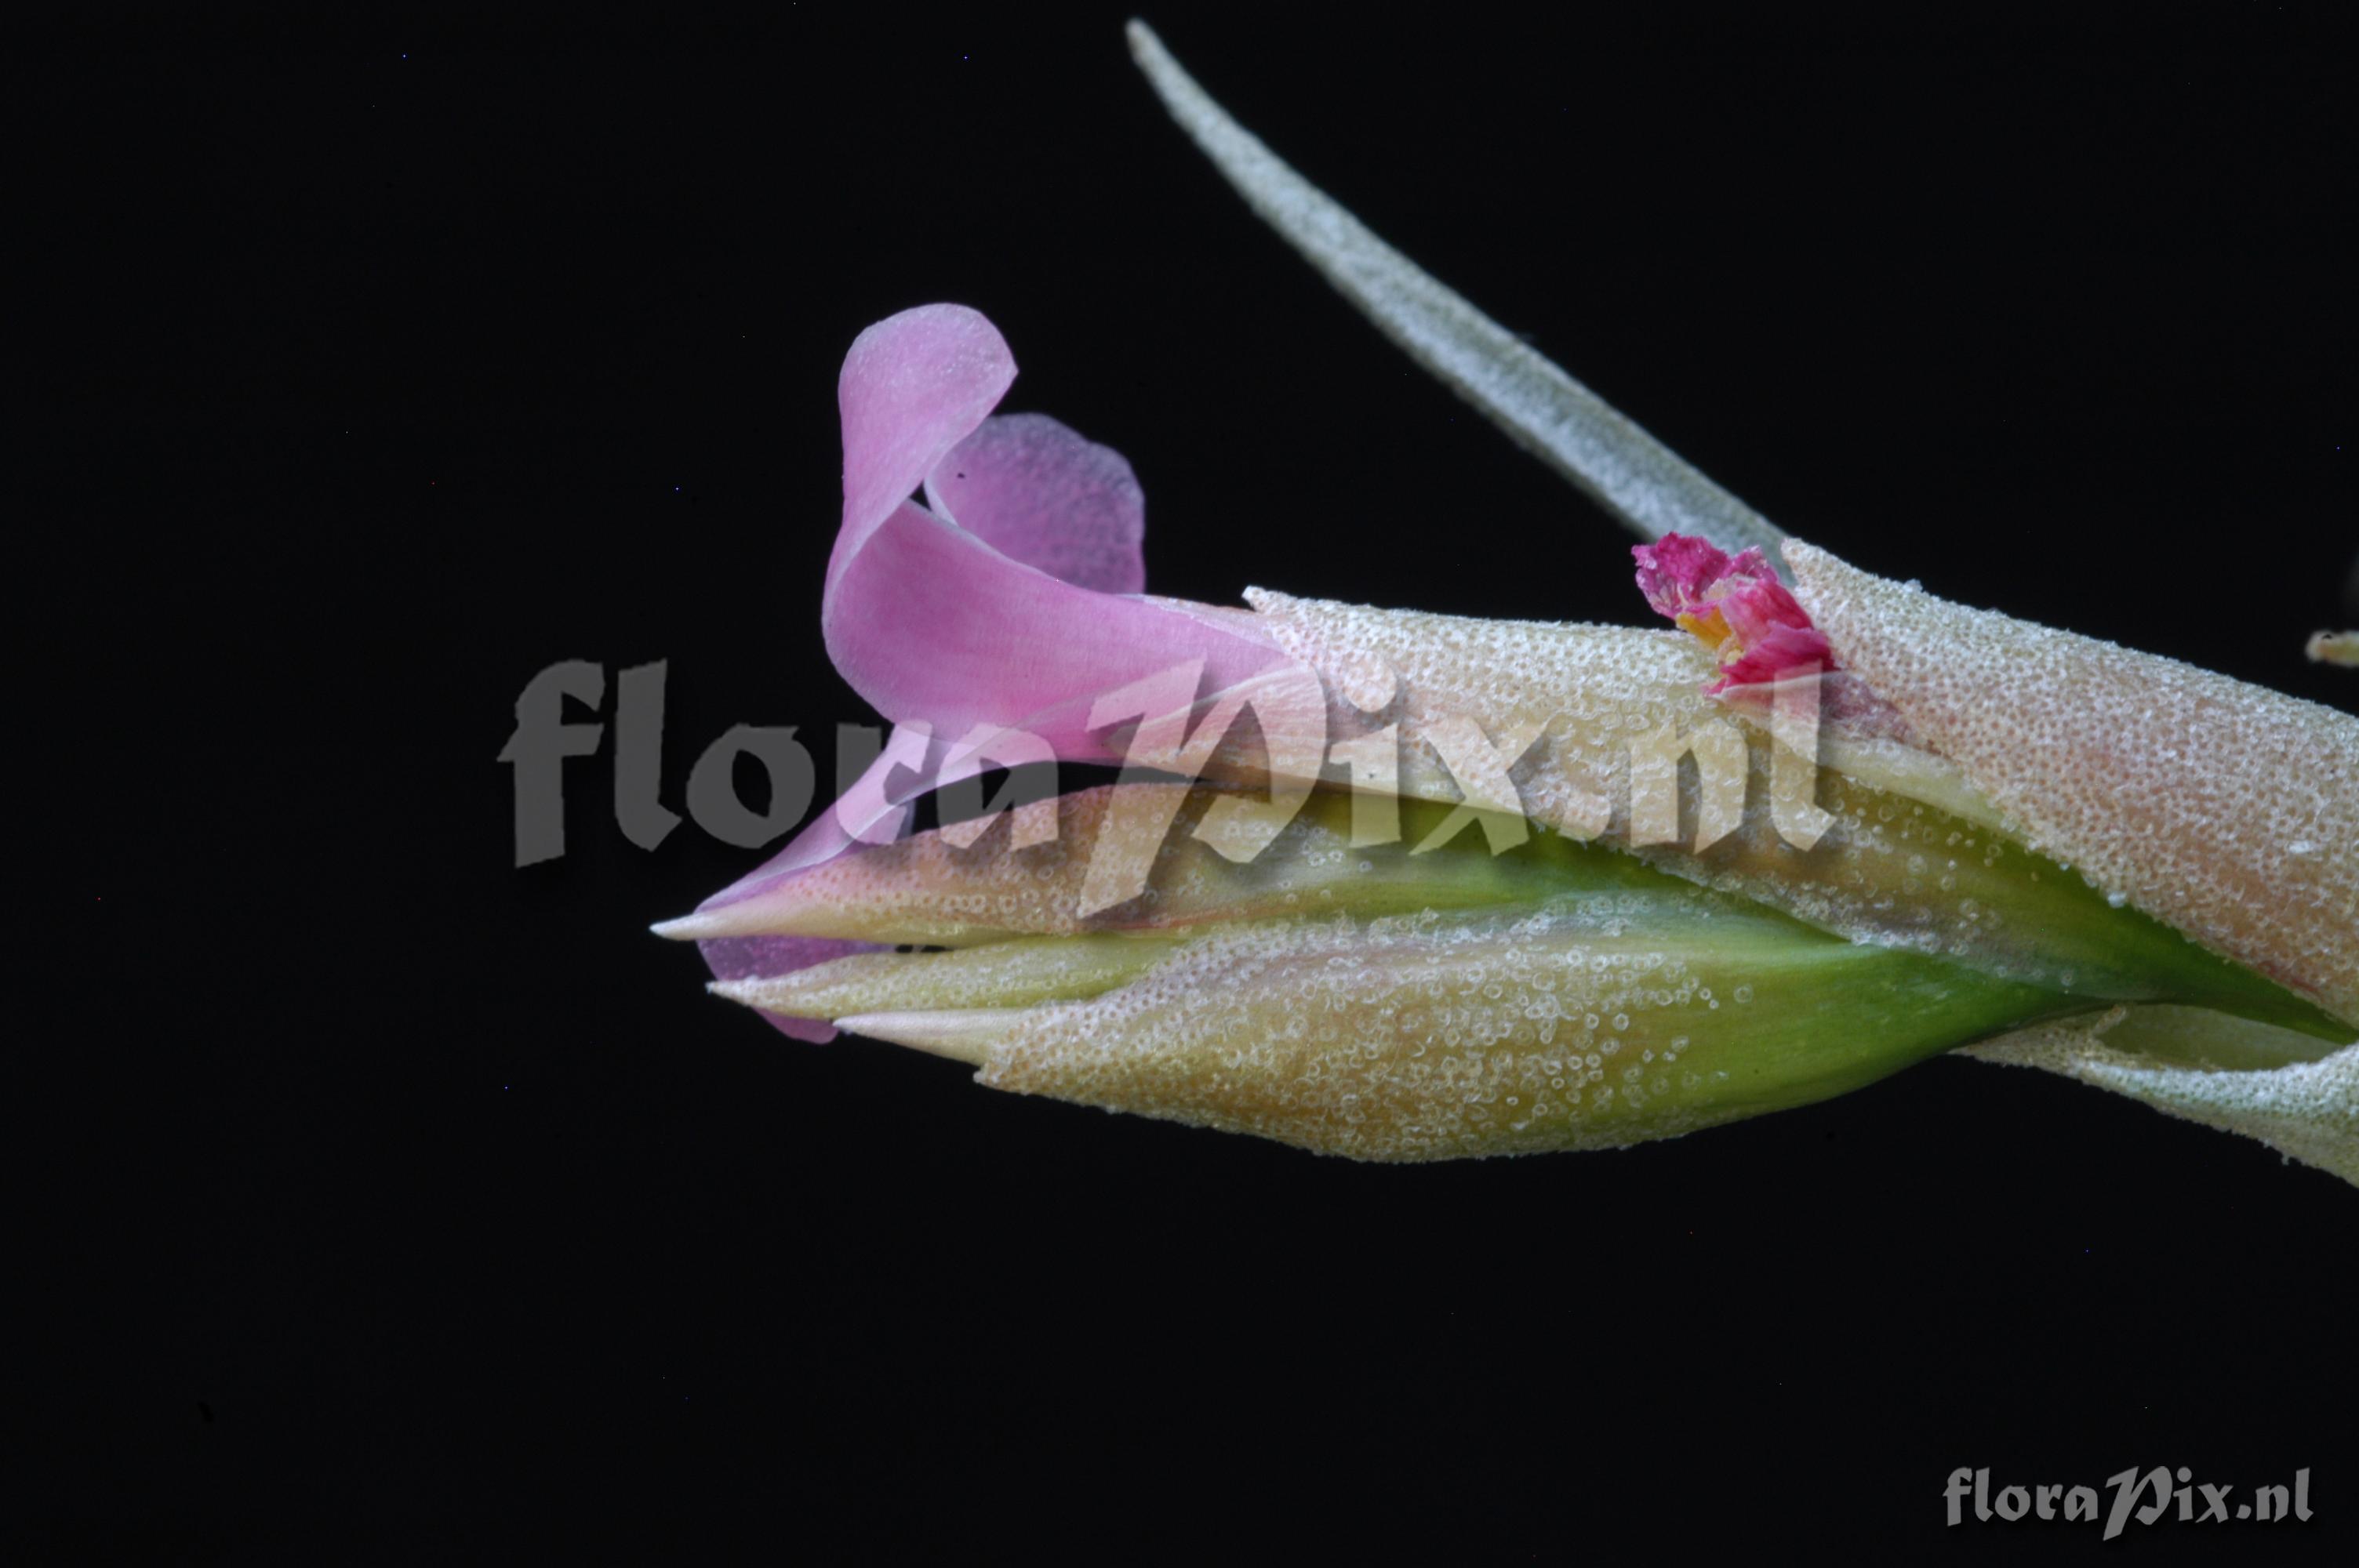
[1126,21,1789,570]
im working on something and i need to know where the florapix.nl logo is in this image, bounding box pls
[1945,1465,2314,1537]
[500,648,1837,901]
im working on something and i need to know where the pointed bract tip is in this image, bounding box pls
[834,1009,1023,1068]
[650,912,717,941]
[709,977,830,1022]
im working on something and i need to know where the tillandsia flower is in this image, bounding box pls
[1631,536,1831,694]
[656,25,2358,1180]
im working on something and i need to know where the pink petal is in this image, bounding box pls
[684,304,1288,981]
[822,495,1276,753]
[1633,534,1729,616]
[822,304,1276,751]
[1714,575,1815,644]
[924,412,1146,594]
[1632,535,1776,618]
[697,520,1281,926]
[829,305,1016,606]
[1637,532,1835,694]
[1709,619,1834,690]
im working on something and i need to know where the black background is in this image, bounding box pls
[19,5,2357,1559]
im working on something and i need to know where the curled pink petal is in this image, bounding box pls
[831,305,1016,604]
[682,304,1291,999]
[822,304,1278,754]
[924,412,1146,594]
[823,497,1277,753]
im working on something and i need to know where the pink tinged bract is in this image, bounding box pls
[1788,541,2359,1029]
